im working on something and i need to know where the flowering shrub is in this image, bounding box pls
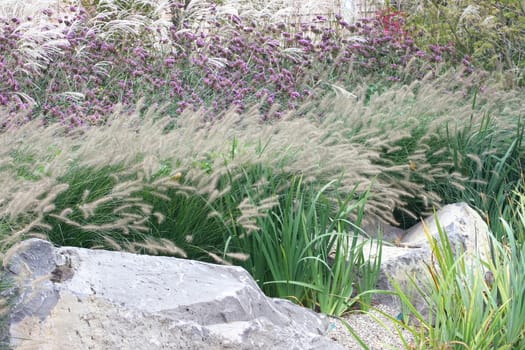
[0,3,468,128]
[403,0,524,85]
[377,8,407,38]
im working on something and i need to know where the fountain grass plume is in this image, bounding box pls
[1,70,523,254]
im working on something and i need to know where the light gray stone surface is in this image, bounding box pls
[1,203,491,349]
[2,239,343,350]
[363,202,491,317]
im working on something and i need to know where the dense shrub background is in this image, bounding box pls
[404,0,525,86]
[0,2,470,128]
[0,1,524,346]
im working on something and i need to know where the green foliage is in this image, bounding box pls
[44,164,150,248]
[1,1,525,347]
[0,133,380,317]
[142,179,230,261]
[502,180,525,243]
[224,175,381,316]
[385,209,525,349]
[406,0,525,85]
[39,161,231,259]
[2,146,60,181]
[423,105,524,239]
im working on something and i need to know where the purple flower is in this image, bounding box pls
[428,44,441,55]
[0,94,8,105]
[164,57,176,65]
[298,39,311,47]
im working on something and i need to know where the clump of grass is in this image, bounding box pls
[404,0,525,86]
[0,98,390,315]
[1,72,523,322]
[502,180,525,244]
[223,174,381,315]
[0,79,447,317]
[1,71,523,250]
[381,197,525,349]
[418,82,525,235]
[358,70,525,229]
[0,1,524,345]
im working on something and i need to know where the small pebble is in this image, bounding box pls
[327,304,414,349]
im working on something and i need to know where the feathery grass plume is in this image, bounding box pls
[1,68,522,223]
[85,0,172,36]
[236,195,279,236]
[102,235,123,250]
[221,0,293,23]
[206,251,232,265]
[224,251,250,261]
[0,215,51,251]
[127,237,187,257]
[1,69,523,255]
[0,1,77,78]
[0,0,57,18]
[388,207,525,349]
[177,0,215,28]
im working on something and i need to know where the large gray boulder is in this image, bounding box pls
[1,239,343,350]
[364,202,491,316]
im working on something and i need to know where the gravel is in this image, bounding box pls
[325,304,414,350]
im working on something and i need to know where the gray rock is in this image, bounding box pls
[363,202,491,317]
[361,217,406,243]
[2,239,343,350]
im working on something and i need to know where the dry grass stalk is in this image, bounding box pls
[0,71,522,254]
[127,237,187,257]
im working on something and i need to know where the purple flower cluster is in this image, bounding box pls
[0,5,469,128]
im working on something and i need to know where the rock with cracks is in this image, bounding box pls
[365,202,491,318]
[1,239,343,350]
